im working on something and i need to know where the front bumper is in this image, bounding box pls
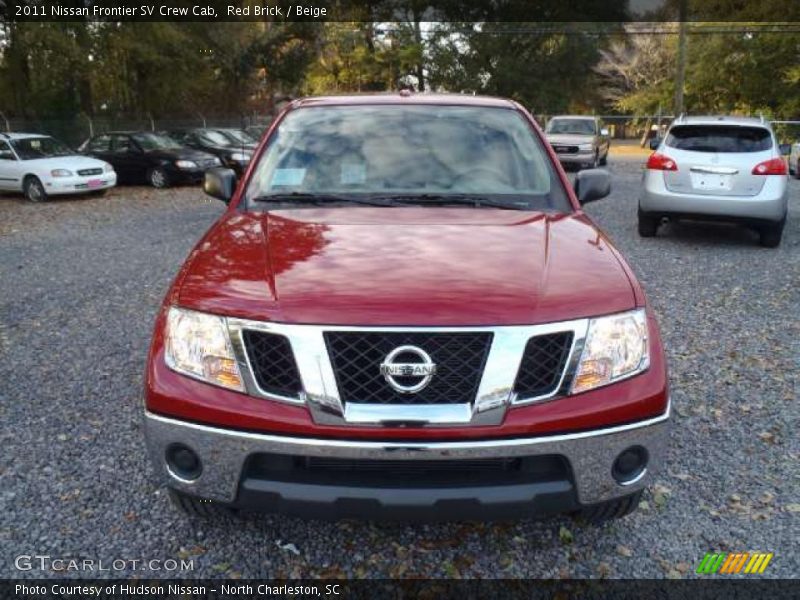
[44,173,117,195]
[168,168,207,184]
[555,151,595,165]
[144,403,669,519]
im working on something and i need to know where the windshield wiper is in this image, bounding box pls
[371,193,529,210]
[251,192,398,207]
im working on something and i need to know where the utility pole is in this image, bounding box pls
[674,0,688,115]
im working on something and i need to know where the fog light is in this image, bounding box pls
[166,444,202,481]
[612,446,648,485]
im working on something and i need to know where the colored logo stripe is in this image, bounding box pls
[696,553,726,574]
[745,553,773,574]
[697,552,773,574]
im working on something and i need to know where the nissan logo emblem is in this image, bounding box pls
[379,345,437,394]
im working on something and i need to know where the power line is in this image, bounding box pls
[355,24,800,36]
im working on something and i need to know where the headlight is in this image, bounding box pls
[578,143,594,152]
[230,152,250,162]
[165,307,244,391]
[103,163,114,173]
[572,309,649,394]
[175,160,198,169]
[50,169,73,177]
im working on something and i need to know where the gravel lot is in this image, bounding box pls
[1,156,798,579]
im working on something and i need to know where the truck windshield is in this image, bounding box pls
[245,105,571,212]
[546,119,596,135]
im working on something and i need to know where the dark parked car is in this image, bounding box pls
[165,128,256,176]
[80,132,220,188]
[215,128,259,146]
[244,124,268,141]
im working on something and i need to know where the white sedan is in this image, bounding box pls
[0,132,117,201]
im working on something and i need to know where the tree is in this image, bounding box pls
[593,29,677,114]
[426,23,610,114]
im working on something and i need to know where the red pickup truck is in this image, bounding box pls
[144,94,669,521]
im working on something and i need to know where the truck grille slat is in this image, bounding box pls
[242,330,303,399]
[325,332,492,405]
[513,332,574,399]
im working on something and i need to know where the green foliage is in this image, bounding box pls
[426,23,608,113]
[0,17,797,123]
[684,28,800,118]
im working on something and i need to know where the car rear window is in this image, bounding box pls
[666,125,772,153]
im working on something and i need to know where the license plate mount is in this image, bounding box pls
[690,172,732,191]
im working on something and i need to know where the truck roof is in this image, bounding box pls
[291,93,518,110]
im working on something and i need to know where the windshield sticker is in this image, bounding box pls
[341,163,366,185]
[271,168,306,186]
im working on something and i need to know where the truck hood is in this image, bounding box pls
[545,133,594,145]
[177,208,636,326]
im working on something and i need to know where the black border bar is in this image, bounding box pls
[2,0,800,23]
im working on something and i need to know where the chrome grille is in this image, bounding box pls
[77,168,103,176]
[242,330,303,399]
[552,145,579,154]
[513,332,574,399]
[324,332,492,405]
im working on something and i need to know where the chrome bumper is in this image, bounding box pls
[555,152,595,164]
[144,401,670,508]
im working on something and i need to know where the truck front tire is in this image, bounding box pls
[578,489,643,523]
[167,488,232,517]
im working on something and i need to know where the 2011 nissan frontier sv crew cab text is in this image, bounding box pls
[144,93,669,521]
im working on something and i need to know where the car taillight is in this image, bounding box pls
[646,153,678,171]
[751,158,787,175]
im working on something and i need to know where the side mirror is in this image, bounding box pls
[204,167,237,203]
[600,128,609,136]
[574,168,611,205]
[778,143,791,156]
[649,138,661,150]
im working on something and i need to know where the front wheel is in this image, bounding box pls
[147,167,169,189]
[578,489,643,524]
[23,176,47,202]
[167,488,232,518]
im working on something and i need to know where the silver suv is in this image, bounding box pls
[639,116,788,247]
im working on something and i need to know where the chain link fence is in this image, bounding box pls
[3,111,798,149]
[1,113,276,147]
